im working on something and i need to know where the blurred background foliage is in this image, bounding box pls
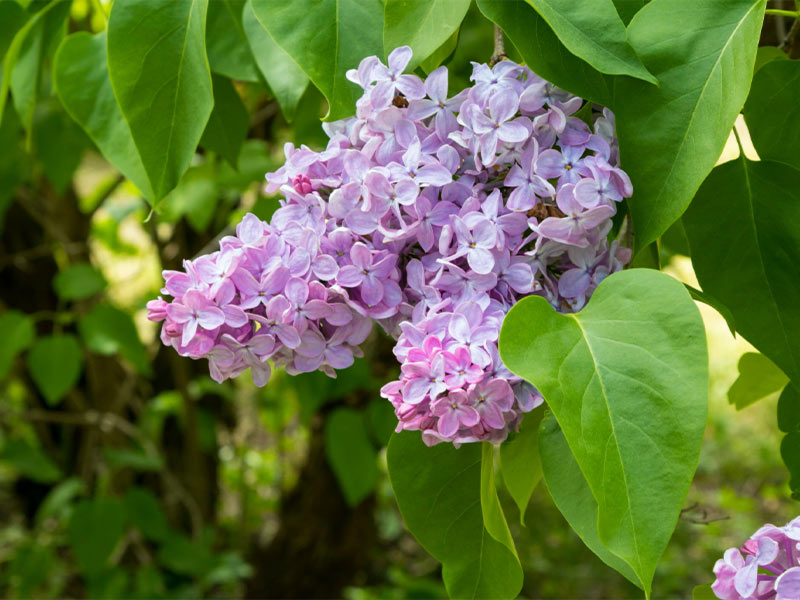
[0,0,797,598]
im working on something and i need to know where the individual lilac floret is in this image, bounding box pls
[149,46,634,447]
[712,516,800,600]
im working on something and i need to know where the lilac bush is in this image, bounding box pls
[712,517,800,600]
[147,46,632,446]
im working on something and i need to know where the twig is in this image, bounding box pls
[489,25,507,67]
[680,502,730,525]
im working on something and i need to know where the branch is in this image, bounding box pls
[490,25,507,67]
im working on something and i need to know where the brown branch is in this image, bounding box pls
[490,25,507,67]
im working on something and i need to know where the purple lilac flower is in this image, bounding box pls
[712,516,800,600]
[149,46,633,447]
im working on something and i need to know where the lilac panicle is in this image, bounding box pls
[148,47,633,447]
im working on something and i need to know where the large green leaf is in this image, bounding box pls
[614,0,765,252]
[78,304,151,376]
[324,407,378,506]
[242,0,309,123]
[68,498,127,576]
[0,3,26,63]
[53,31,149,196]
[779,384,800,434]
[499,269,708,595]
[684,158,800,386]
[32,100,90,193]
[728,352,788,411]
[250,0,383,121]
[524,0,656,83]
[124,487,169,543]
[476,0,613,106]
[205,0,259,82]
[200,74,249,167]
[539,412,641,588]
[743,59,800,170]
[0,310,35,381]
[27,334,83,406]
[5,0,69,137]
[107,0,213,202]
[383,0,471,71]
[387,432,523,599]
[499,407,544,525]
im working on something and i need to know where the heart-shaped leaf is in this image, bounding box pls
[324,407,378,506]
[499,268,707,595]
[387,432,523,599]
[27,334,83,406]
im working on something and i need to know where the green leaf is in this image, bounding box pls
[779,384,800,434]
[419,26,459,74]
[683,158,800,386]
[250,0,383,121]
[538,412,641,588]
[8,0,69,138]
[476,0,613,106]
[205,0,259,82]
[0,310,35,380]
[124,487,169,542]
[383,0,471,71]
[0,2,26,61]
[612,0,649,25]
[68,498,127,576]
[499,407,544,525]
[200,74,249,167]
[782,432,800,501]
[524,0,657,83]
[743,59,800,170]
[27,334,82,406]
[0,437,61,483]
[388,432,523,599]
[107,0,214,202]
[614,0,765,251]
[32,100,90,193]
[324,407,378,506]
[78,304,151,375]
[753,45,788,73]
[0,0,63,129]
[53,262,106,301]
[242,0,309,123]
[157,533,214,576]
[479,443,519,563]
[366,397,397,447]
[36,477,85,525]
[87,568,129,600]
[728,352,788,410]
[53,32,150,196]
[499,269,708,595]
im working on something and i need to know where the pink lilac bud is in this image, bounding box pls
[712,517,800,599]
[149,46,633,446]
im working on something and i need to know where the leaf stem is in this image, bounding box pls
[766,8,800,17]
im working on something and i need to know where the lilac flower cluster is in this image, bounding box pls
[148,47,632,446]
[712,517,800,600]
